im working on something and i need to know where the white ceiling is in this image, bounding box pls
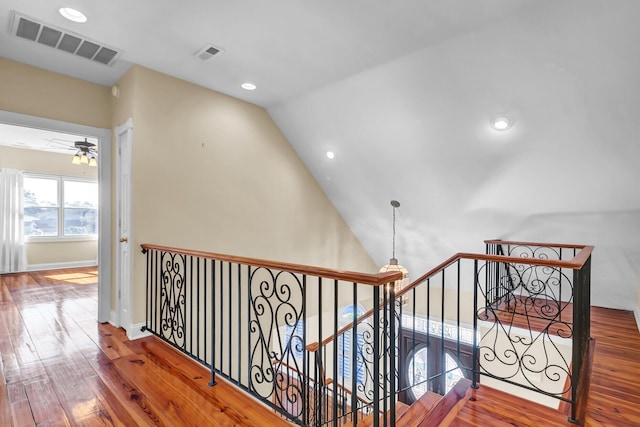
[0,0,539,107]
[0,123,98,154]
[1,0,639,309]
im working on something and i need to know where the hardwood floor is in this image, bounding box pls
[451,305,640,427]
[583,307,640,426]
[2,267,639,426]
[0,267,290,426]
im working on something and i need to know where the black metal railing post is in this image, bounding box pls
[332,280,339,427]
[350,283,358,426]
[472,259,479,389]
[389,283,397,427]
[210,259,217,386]
[372,285,380,427]
[569,254,591,424]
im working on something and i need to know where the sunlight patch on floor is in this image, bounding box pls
[44,272,97,285]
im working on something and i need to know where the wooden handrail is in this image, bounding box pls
[140,243,402,286]
[484,239,590,250]
[271,359,333,387]
[328,381,378,408]
[405,246,594,296]
[312,243,594,349]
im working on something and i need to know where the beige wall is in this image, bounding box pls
[0,145,99,265]
[2,58,378,327]
[26,241,97,265]
[0,58,111,128]
[0,58,108,267]
[114,65,377,324]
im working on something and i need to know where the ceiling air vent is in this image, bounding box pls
[10,11,121,66]
[194,43,224,61]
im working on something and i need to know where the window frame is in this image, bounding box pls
[399,327,474,404]
[24,173,99,242]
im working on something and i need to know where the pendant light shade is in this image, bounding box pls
[379,200,409,294]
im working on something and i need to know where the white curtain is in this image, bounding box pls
[0,168,27,273]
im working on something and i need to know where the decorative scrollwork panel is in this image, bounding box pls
[477,262,573,397]
[248,267,305,421]
[159,252,187,347]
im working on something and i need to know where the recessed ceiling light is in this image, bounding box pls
[241,82,256,91]
[59,7,87,23]
[326,151,335,159]
[490,114,514,131]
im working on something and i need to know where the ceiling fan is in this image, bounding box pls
[71,138,98,167]
[43,137,98,166]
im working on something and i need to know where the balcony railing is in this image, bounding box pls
[140,244,401,426]
[140,240,593,426]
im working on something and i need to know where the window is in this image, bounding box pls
[24,174,98,239]
[407,346,429,400]
[444,353,465,394]
[400,327,473,403]
[338,331,365,384]
[406,348,465,401]
[284,320,305,361]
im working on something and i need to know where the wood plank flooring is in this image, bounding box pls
[2,267,640,426]
[583,307,640,426]
[490,295,575,336]
[452,305,640,427]
[0,267,290,426]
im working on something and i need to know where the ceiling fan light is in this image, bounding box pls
[88,156,97,167]
[72,153,81,164]
[80,152,89,164]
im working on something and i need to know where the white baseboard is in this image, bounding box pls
[635,307,640,334]
[106,316,151,341]
[126,322,152,341]
[27,260,97,272]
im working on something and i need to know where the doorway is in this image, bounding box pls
[0,110,112,322]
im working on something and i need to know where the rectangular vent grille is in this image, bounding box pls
[194,43,224,61]
[11,12,121,66]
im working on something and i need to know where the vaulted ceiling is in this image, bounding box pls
[1,0,639,309]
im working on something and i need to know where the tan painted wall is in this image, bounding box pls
[0,145,98,265]
[26,241,97,265]
[1,59,377,327]
[0,58,111,128]
[0,58,109,266]
[116,65,377,324]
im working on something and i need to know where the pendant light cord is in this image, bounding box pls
[392,205,396,260]
[390,200,400,262]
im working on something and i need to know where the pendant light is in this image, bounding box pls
[379,200,409,297]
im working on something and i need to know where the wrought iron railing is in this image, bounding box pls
[141,240,593,426]
[482,239,592,424]
[140,244,401,426]
[308,240,593,425]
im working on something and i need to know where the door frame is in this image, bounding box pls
[0,110,112,322]
[114,118,133,331]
